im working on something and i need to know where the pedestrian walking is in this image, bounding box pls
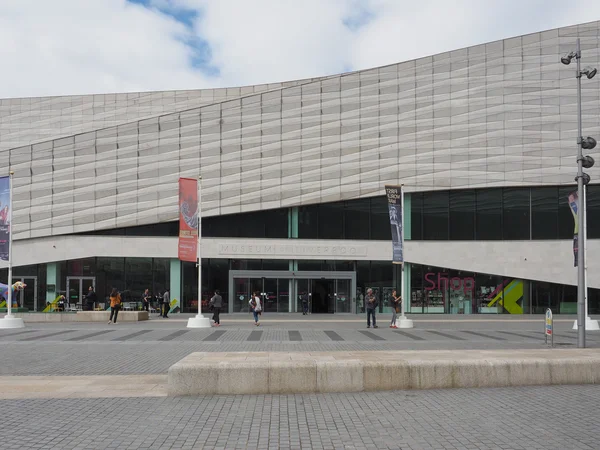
[300,292,309,315]
[108,288,121,324]
[365,288,378,328]
[210,289,223,326]
[142,288,150,312]
[249,291,262,326]
[162,288,170,318]
[390,289,401,328]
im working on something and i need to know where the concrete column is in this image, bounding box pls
[169,259,181,313]
[46,262,60,304]
[289,260,298,312]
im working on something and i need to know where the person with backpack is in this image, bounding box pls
[210,289,223,326]
[249,291,262,326]
[365,288,378,328]
[108,288,121,324]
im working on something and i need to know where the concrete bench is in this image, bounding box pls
[8,311,149,322]
[168,349,600,396]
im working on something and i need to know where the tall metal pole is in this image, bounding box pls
[400,184,406,319]
[575,38,586,348]
[584,184,588,320]
[197,175,202,317]
[6,171,13,318]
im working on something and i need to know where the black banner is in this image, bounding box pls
[385,185,403,264]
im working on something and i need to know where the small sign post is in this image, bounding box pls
[545,308,553,348]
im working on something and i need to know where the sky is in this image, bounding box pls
[1,0,600,98]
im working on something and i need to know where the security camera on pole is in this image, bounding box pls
[561,39,599,346]
[0,171,25,329]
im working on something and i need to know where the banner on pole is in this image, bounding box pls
[0,176,10,262]
[568,190,579,267]
[385,185,404,264]
[178,178,198,262]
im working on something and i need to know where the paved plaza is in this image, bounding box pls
[1,314,600,449]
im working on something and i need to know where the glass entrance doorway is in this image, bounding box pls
[66,277,96,311]
[230,271,355,314]
[11,276,37,311]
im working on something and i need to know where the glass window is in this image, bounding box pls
[409,264,424,314]
[410,193,423,240]
[587,184,600,239]
[476,189,503,240]
[152,258,170,300]
[96,257,125,303]
[370,197,392,240]
[318,202,344,239]
[503,188,530,240]
[531,187,558,239]
[298,205,319,239]
[449,190,475,240]
[237,211,265,238]
[297,260,324,271]
[125,258,153,302]
[344,198,370,240]
[261,260,289,271]
[265,208,288,238]
[207,259,229,311]
[558,186,576,239]
[423,191,449,240]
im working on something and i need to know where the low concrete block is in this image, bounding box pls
[269,360,317,394]
[76,311,149,322]
[167,349,600,397]
[316,360,363,393]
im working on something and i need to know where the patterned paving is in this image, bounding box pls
[2,385,599,449]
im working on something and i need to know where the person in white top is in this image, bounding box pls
[249,291,262,326]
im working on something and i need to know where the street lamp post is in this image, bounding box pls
[561,38,598,348]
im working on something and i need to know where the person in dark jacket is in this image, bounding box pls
[210,289,223,326]
[365,288,378,329]
[84,286,97,311]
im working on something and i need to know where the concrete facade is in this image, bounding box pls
[1,21,600,314]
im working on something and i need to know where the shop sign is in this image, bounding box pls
[218,243,368,257]
[424,272,475,295]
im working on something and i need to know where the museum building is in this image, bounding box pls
[1,21,600,316]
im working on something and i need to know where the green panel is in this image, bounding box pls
[46,262,59,303]
[403,263,411,313]
[288,207,299,238]
[404,193,412,240]
[169,258,181,313]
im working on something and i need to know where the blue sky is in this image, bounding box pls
[0,0,599,97]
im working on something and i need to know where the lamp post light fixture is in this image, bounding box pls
[561,38,599,346]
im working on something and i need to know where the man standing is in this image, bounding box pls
[142,289,150,312]
[365,288,378,329]
[209,289,223,326]
[162,288,170,318]
[84,286,97,311]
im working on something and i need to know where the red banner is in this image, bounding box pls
[178,178,198,262]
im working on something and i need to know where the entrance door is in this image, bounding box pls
[311,279,334,314]
[66,277,96,310]
[12,276,37,311]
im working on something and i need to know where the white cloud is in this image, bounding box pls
[1,0,600,98]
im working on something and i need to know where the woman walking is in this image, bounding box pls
[390,289,401,328]
[249,291,262,326]
[108,288,121,324]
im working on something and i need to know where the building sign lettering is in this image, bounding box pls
[218,243,368,257]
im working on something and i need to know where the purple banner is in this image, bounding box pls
[0,176,9,262]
